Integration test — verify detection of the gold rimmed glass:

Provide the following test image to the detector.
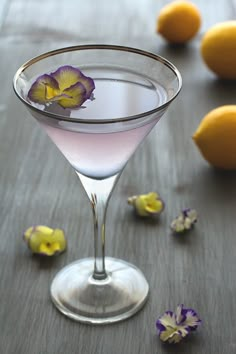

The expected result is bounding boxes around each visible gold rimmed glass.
[13,45,182,324]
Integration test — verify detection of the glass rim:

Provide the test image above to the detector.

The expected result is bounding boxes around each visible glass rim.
[13,44,182,124]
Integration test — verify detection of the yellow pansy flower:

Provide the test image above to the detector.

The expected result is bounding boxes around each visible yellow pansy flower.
[128,192,164,217]
[24,225,66,256]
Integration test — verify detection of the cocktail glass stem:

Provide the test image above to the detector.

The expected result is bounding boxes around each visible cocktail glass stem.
[77,172,119,280]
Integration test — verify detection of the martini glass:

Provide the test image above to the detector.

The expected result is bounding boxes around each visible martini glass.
[13,45,182,324]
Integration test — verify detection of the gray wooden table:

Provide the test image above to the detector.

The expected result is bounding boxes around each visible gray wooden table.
[1,1,236,353]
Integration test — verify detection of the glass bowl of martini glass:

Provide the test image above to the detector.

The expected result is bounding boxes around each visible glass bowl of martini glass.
[13,45,182,324]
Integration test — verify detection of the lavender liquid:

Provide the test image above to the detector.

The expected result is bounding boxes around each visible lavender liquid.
[37,68,167,179]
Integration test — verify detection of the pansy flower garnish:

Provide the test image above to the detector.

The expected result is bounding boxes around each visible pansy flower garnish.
[24,225,66,256]
[171,208,197,233]
[156,304,201,344]
[28,65,95,109]
[128,192,164,217]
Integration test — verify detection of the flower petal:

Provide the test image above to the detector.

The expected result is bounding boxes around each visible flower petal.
[160,327,179,343]
[38,242,61,256]
[58,82,87,108]
[51,65,95,99]
[167,332,183,344]
[24,226,34,243]
[28,229,53,253]
[157,311,176,329]
[78,75,95,99]
[175,304,186,325]
[184,217,192,230]
[51,229,67,251]
[51,65,83,91]
[184,209,198,224]
[134,195,150,216]
[177,326,190,337]
[24,225,54,245]
[170,217,185,233]
[28,74,60,104]
[182,309,202,330]
[145,199,164,213]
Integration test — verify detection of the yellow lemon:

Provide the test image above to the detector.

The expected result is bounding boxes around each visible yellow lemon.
[201,21,236,79]
[156,0,201,44]
[193,106,236,169]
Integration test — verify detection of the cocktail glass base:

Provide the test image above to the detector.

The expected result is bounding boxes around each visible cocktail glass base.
[50,257,149,324]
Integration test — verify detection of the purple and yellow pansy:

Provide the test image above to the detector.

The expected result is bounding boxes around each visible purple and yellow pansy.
[28,65,95,109]
[156,304,201,343]
[171,208,198,233]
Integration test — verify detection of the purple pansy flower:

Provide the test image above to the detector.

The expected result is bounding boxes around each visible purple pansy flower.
[156,304,201,343]
[28,65,95,109]
[171,208,198,233]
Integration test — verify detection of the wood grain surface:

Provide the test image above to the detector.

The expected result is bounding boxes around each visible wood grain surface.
[0,1,236,353]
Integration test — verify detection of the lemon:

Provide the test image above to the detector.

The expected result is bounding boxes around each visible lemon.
[193,106,236,169]
[156,0,201,44]
[201,21,236,79]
